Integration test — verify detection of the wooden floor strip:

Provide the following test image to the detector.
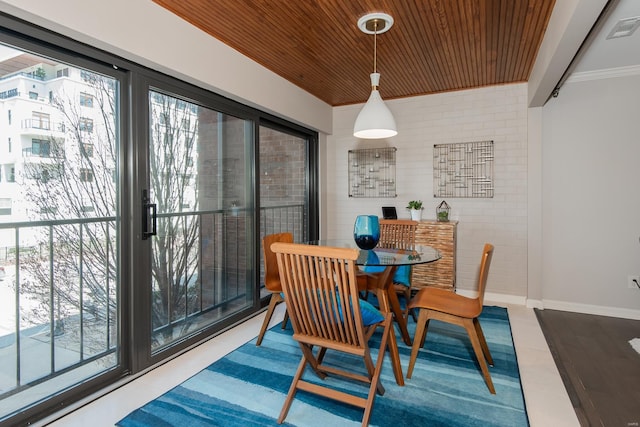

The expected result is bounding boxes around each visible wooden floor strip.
[535,309,640,427]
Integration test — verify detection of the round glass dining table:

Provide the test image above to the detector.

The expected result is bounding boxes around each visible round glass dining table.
[305,240,441,386]
[307,240,440,266]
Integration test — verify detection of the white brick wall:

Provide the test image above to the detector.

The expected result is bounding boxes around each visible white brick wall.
[325,83,528,297]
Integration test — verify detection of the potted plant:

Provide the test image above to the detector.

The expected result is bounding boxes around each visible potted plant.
[406,200,423,221]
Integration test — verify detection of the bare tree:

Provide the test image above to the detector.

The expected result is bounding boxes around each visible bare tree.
[147,92,200,346]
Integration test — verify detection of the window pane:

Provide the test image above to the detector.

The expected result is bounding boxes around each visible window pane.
[0,43,120,419]
[258,126,308,295]
[149,90,254,352]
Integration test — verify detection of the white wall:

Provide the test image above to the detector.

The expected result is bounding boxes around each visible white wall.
[0,0,333,134]
[540,73,640,317]
[326,84,529,300]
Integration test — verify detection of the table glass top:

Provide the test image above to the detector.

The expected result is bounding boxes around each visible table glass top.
[307,240,441,267]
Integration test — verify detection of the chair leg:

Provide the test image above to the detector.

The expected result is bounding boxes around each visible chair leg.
[473,317,494,366]
[281,309,289,330]
[408,287,417,322]
[362,315,391,426]
[393,285,412,322]
[256,293,283,346]
[278,355,307,424]
[402,286,411,320]
[406,309,430,379]
[463,318,495,394]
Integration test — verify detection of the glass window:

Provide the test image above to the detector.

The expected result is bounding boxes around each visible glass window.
[31,112,50,130]
[258,126,309,293]
[0,198,10,215]
[82,143,94,157]
[79,117,94,132]
[31,138,50,157]
[0,42,121,422]
[80,92,93,107]
[79,167,94,182]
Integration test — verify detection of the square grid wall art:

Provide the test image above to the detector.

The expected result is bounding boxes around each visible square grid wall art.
[433,141,494,198]
[348,147,396,198]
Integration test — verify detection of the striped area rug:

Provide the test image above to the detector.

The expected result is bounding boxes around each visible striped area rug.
[117,306,528,426]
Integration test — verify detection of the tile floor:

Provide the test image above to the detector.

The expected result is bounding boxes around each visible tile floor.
[40,301,579,427]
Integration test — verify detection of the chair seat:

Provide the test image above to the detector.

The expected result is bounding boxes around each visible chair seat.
[409,287,482,319]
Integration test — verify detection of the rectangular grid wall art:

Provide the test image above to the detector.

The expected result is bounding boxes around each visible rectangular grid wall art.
[433,141,494,198]
[348,147,396,198]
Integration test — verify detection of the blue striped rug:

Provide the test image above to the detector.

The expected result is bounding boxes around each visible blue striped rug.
[117,306,528,426]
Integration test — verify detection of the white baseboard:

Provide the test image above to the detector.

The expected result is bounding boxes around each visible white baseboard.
[525,299,544,310]
[537,299,640,320]
[455,290,640,320]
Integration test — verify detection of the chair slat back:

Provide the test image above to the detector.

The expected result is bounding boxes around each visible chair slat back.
[379,219,418,250]
[271,242,367,350]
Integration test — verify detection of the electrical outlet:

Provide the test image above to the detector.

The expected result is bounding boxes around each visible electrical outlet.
[628,275,640,289]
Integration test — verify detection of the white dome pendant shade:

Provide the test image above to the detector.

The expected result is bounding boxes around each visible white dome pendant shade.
[353,72,397,139]
[353,12,397,139]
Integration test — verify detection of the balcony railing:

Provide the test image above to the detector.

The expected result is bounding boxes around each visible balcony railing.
[0,203,304,404]
[0,71,46,82]
[21,147,65,159]
[21,119,66,133]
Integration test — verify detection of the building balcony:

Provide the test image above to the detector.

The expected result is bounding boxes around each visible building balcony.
[21,147,65,161]
[20,119,66,137]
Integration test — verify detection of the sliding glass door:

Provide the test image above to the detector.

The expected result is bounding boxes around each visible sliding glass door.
[143,88,255,356]
[0,42,124,420]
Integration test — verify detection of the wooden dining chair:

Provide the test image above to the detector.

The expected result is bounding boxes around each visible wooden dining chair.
[406,243,496,393]
[379,219,419,320]
[255,232,293,346]
[272,242,392,427]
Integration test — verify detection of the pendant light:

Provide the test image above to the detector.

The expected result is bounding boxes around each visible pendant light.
[353,13,397,139]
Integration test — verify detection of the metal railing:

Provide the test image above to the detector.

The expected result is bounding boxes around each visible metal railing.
[0,203,305,401]
[21,119,66,133]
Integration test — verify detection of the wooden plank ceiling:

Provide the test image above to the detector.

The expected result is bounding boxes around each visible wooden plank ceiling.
[152,0,556,106]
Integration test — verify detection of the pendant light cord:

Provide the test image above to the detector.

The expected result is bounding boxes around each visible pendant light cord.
[374,21,377,73]
[373,20,378,85]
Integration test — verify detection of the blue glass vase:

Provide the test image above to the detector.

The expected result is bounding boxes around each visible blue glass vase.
[353,215,380,250]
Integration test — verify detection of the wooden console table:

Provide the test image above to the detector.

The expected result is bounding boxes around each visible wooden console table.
[411,220,457,290]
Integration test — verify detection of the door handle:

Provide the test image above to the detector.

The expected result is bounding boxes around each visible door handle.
[142,189,157,240]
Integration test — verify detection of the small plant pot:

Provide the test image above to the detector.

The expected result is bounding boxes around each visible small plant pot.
[410,209,422,221]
